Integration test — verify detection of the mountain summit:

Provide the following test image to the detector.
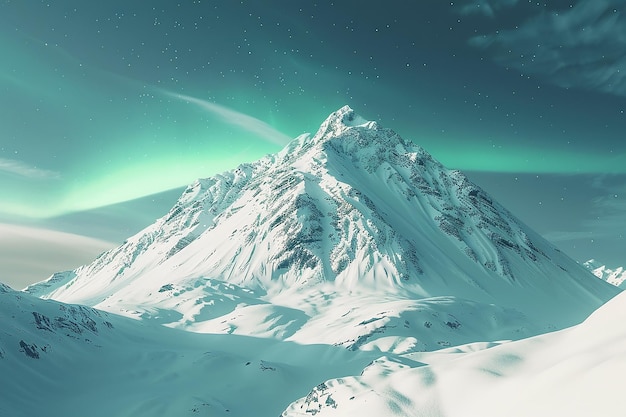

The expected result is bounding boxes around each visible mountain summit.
[29,106,617,343]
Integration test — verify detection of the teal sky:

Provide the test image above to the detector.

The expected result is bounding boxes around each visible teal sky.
[1,0,626,286]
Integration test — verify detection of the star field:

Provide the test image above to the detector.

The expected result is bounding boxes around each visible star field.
[1,0,626,284]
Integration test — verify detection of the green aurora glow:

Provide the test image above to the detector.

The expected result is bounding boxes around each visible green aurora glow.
[1,1,625,272]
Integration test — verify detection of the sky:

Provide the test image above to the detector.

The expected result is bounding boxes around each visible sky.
[1,0,625,289]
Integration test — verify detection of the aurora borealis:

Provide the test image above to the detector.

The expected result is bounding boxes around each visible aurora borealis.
[1,0,626,287]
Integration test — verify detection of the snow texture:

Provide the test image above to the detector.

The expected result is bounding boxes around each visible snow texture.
[282,289,626,417]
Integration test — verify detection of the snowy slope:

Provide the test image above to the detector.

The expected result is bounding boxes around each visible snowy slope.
[0,283,381,417]
[27,106,617,346]
[7,276,624,417]
[282,287,626,417]
[584,259,626,288]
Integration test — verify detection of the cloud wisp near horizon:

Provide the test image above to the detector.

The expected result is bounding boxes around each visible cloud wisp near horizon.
[0,223,116,290]
[0,158,61,180]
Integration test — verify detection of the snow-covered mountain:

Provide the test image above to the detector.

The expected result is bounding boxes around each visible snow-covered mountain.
[27,106,616,348]
[584,259,626,288]
[11,105,623,416]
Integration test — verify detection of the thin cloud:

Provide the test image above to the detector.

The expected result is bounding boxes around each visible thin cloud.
[0,158,60,180]
[0,223,115,289]
[468,0,626,97]
[543,176,626,249]
[457,0,520,17]
[162,90,292,146]
[550,175,626,245]
[543,230,605,243]
[585,179,626,231]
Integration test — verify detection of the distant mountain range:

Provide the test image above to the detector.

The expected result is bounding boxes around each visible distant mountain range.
[584,259,626,288]
[3,106,620,416]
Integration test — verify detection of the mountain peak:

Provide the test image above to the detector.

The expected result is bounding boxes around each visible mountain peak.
[311,105,380,143]
[328,105,369,127]
[31,106,618,333]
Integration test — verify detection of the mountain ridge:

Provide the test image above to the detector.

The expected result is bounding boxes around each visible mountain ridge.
[27,106,617,339]
[11,105,623,416]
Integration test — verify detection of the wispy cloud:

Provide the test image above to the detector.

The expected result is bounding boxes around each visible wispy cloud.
[0,158,60,180]
[161,90,292,146]
[467,0,626,97]
[543,230,605,243]
[541,175,626,263]
[584,176,626,233]
[457,0,520,17]
[0,223,115,289]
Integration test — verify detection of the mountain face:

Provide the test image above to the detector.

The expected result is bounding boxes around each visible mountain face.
[584,259,626,288]
[13,106,622,416]
[28,106,617,346]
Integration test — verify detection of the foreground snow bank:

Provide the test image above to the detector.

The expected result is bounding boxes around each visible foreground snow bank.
[283,290,626,417]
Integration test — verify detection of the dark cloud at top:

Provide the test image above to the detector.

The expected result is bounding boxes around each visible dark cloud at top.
[468,0,626,98]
